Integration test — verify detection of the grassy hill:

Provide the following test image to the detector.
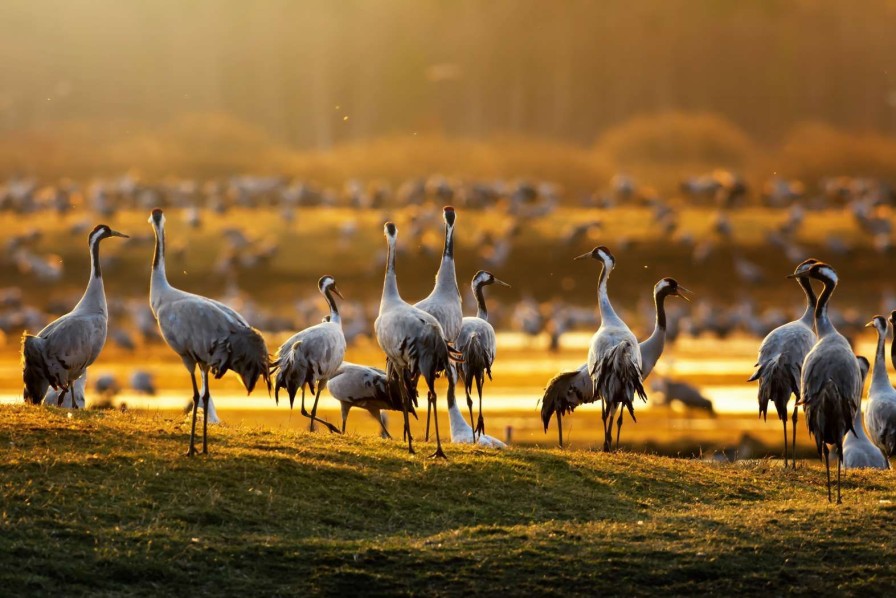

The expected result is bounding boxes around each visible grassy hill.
[1,406,895,595]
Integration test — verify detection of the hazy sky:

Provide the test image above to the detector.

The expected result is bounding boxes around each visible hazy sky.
[2,0,896,148]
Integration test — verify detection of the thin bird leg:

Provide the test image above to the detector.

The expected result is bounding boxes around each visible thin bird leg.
[200,368,210,455]
[425,395,432,442]
[601,400,610,452]
[375,410,392,440]
[475,375,485,440]
[615,410,624,451]
[56,386,69,408]
[556,410,564,448]
[187,368,200,457]
[299,384,314,432]
[465,385,475,437]
[428,387,447,459]
[603,405,615,453]
[782,417,788,469]
[305,381,341,434]
[836,442,843,505]
[823,444,832,503]
[396,368,415,454]
[791,403,799,470]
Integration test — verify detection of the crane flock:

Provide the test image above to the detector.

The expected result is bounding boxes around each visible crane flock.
[17,206,896,503]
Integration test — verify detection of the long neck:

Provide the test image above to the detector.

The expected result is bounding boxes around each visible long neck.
[853,402,867,438]
[597,261,620,322]
[151,222,170,292]
[434,225,459,294]
[872,328,890,390]
[890,327,896,376]
[381,238,401,307]
[474,282,489,321]
[814,278,835,337]
[639,289,667,379]
[797,278,817,326]
[75,236,106,313]
[324,288,342,325]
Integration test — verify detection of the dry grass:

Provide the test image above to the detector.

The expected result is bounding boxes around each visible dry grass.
[1,406,895,595]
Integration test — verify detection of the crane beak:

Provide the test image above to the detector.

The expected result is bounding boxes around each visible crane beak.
[493,278,511,287]
[865,320,876,328]
[573,251,592,261]
[109,230,129,238]
[331,285,345,300]
[675,286,694,302]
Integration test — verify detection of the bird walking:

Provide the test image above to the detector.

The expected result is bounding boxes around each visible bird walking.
[748,258,819,468]
[791,261,861,503]
[374,222,453,458]
[272,276,346,433]
[455,270,510,440]
[862,315,896,464]
[22,225,128,407]
[842,355,888,469]
[540,276,689,447]
[148,208,270,456]
[326,362,413,437]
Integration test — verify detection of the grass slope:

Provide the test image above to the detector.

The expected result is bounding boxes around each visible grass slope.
[1,406,895,595]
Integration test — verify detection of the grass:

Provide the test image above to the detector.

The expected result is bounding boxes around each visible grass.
[2,407,896,595]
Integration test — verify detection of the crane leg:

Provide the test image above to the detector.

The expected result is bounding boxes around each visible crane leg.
[791,403,799,470]
[557,411,564,448]
[823,444,832,503]
[373,409,392,439]
[305,381,340,434]
[836,442,843,505]
[397,369,415,455]
[425,398,432,442]
[465,387,475,438]
[475,375,485,441]
[187,369,200,457]
[428,387,447,460]
[782,417,788,469]
[57,386,68,408]
[615,411,624,451]
[601,401,610,452]
[200,368,210,455]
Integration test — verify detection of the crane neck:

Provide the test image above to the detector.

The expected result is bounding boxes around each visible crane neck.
[638,288,669,380]
[433,226,459,296]
[75,233,107,314]
[872,327,890,390]
[814,277,836,338]
[890,326,896,376]
[381,237,401,307]
[324,287,342,326]
[597,261,620,322]
[797,277,817,326]
[474,281,489,321]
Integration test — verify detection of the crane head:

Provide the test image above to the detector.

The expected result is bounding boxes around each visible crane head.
[573,246,615,270]
[866,315,888,335]
[90,224,129,245]
[443,205,456,227]
[656,277,692,302]
[318,275,344,300]
[149,208,165,226]
[384,222,397,238]
[472,270,511,291]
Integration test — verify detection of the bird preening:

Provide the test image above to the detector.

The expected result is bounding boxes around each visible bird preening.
[16,207,894,504]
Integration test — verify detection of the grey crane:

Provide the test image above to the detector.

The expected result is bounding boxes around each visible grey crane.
[148,208,270,456]
[22,224,128,407]
[842,355,888,469]
[651,377,715,415]
[272,276,346,433]
[791,262,861,503]
[748,258,819,468]
[414,206,463,441]
[540,276,689,447]
[326,362,414,438]
[374,222,453,458]
[579,246,647,452]
[863,315,896,464]
[455,270,510,440]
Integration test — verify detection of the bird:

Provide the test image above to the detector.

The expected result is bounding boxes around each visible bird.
[272,276,346,433]
[791,261,861,503]
[148,208,270,456]
[455,270,510,440]
[325,362,414,438]
[862,315,896,464]
[413,206,463,442]
[374,222,454,458]
[748,258,819,468]
[129,369,157,395]
[540,276,689,447]
[22,224,129,408]
[578,246,647,452]
[651,377,715,415]
[842,355,888,469]
[43,372,86,409]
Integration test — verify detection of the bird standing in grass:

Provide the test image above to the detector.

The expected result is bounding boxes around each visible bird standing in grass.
[148,208,270,456]
[791,261,861,503]
[455,270,510,440]
[749,258,819,468]
[22,225,128,408]
[326,362,411,438]
[862,315,896,465]
[272,276,346,433]
[375,222,453,457]
[842,355,888,469]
